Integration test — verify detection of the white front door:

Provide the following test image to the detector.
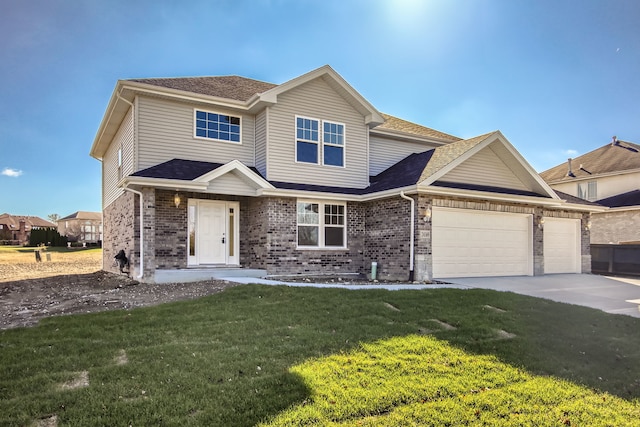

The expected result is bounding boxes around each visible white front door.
[189,200,239,266]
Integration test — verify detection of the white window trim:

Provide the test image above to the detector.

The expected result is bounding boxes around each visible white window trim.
[296,199,348,250]
[322,120,346,168]
[294,116,346,168]
[295,115,320,165]
[577,180,598,202]
[193,108,243,145]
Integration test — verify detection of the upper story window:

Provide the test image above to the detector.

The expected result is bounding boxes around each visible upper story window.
[295,116,345,167]
[577,181,597,201]
[195,110,241,143]
[323,121,344,167]
[117,147,122,180]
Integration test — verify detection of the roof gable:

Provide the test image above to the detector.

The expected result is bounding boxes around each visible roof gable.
[252,65,385,126]
[125,159,273,194]
[540,139,640,183]
[418,131,558,199]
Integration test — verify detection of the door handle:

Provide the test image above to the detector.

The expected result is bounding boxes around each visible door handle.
[221,237,225,244]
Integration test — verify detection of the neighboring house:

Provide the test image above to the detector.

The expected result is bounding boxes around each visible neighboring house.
[0,213,57,245]
[540,137,640,244]
[57,211,103,244]
[90,65,601,283]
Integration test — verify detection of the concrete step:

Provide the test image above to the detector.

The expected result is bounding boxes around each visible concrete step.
[154,268,267,284]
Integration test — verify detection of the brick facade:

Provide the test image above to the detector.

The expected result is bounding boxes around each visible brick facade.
[105,189,593,283]
[590,210,640,245]
[102,190,137,275]
[244,197,365,276]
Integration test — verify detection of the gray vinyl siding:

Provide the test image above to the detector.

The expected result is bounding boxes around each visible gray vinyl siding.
[441,145,529,191]
[266,77,369,188]
[136,96,255,171]
[369,135,439,176]
[103,106,134,208]
[255,109,267,178]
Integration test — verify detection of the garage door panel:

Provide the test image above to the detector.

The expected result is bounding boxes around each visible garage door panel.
[544,218,580,274]
[433,208,532,278]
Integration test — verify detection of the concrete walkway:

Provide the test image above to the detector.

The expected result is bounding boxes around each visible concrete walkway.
[219,274,640,318]
[447,274,640,318]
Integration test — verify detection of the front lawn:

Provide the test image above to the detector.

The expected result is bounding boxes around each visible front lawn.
[1,284,639,426]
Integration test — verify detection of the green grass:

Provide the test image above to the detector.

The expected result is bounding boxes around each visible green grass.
[1,285,639,426]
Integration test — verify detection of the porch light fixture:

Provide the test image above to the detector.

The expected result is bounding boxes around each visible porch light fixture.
[174,191,181,208]
[422,207,432,222]
[537,217,545,229]
[584,220,592,231]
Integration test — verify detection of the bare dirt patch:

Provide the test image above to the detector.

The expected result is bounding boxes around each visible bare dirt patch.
[0,249,237,330]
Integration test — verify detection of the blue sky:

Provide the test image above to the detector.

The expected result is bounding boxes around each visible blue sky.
[1,0,639,219]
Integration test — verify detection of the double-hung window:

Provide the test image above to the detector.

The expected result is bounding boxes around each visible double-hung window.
[296,117,319,164]
[195,110,241,143]
[296,116,345,166]
[297,201,346,248]
[323,121,344,167]
[577,181,597,201]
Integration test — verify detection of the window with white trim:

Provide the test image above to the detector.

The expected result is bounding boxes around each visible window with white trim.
[195,110,241,143]
[297,201,346,248]
[296,116,345,166]
[577,181,597,201]
[323,121,344,167]
[296,117,319,163]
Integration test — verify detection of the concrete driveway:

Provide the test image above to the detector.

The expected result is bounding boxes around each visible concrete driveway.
[448,274,640,318]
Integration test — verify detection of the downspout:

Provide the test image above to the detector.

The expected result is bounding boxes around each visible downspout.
[399,191,415,282]
[123,188,144,280]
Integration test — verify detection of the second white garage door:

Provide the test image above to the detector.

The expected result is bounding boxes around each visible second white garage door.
[543,218,581,274]
[432,207,532,278]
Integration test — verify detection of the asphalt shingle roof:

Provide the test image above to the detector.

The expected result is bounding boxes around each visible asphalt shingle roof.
[597,189,640,208]
[540,140,640,182]
[128,76,278,102]
[376,114,461,142]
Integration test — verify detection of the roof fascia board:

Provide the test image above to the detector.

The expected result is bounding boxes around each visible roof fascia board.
[546,167,640,184]
[121,177,208,191]
[90,82,128,159]
[195,160,275,189]
[369,127,450,145]
[258,184,419,202]
[600,205,640,213]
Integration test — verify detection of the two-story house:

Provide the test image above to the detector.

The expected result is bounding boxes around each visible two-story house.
[57,211,103,245]
[90,65,601,284]
[540,137,640,244]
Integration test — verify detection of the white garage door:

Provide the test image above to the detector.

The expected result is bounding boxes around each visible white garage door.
[544,218,580,274]
[432,207,532,278]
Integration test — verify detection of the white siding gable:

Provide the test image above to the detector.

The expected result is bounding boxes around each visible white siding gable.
[206,171,261,196]
[440,145,529,191]
[266,77,369,188]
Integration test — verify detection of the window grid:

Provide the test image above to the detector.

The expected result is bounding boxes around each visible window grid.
[195,110,241,143]
[297,201,346,248]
